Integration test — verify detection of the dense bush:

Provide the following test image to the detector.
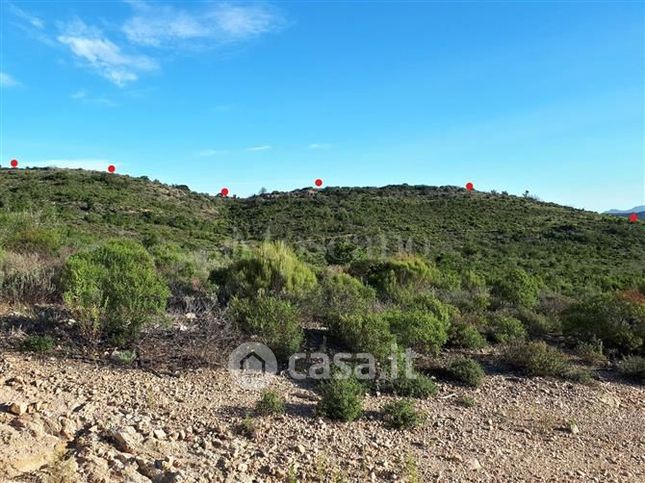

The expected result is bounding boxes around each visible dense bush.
[398,293,458,325]
[386,370,438,399]
[445,357,485,387]
[383,309,449,354]
[489,314,527,343]
[330,312,396,361]
[255,390,286,415]
[316,374,364,422]
[148,242,209,293]
[563,294,645,354]
[503,341,569,377]
[211,241,317,299]
[325,239,366,265]
[617,356,645,383]
[449,320,487,349]
[382,399,425,429]
[4,226,62,256]
[492,268,539,308]
[62,239,169,343]
[357,254,442,301]
[20,334,56,353]
[230,295,303,361]
[315,272,376,323]
[382,353,438,398]
[514,308,556,338]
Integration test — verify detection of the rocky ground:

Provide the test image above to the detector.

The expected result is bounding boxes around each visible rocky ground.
[1,348,644,483]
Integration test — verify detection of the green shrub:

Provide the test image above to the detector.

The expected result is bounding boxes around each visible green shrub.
[503,341,569,377]
[449,321,487,349]
[446,357,485,387]
[489,315,527,343]
[386,371,437,399]
[574,340,607,365]
[382,353,438,398]
[148,243,208,293]
[20,334,55,353]
[316,272,376,323]
[617,356,645,383]
[398,293,458,326]
[461,269,486,291]
[211,241,317,299]
[230,295,303,361]
[255,390,286,415]
[514,308,555,337]
[492,268,539,308]
[563,294,645,354]
[382,399,425,429]
[62,239,169,343]
[6,227,61,255]
[112,349,137,365]
[325,239,366,265]
[316,374,364,422]
[383,309,449,354]
[563,367,594,384]
[328,312,395,361]
[360,254,441,301]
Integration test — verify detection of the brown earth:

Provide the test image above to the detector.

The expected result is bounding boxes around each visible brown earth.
[1,348,644,483]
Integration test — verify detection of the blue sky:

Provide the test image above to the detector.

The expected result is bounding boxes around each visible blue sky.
[0,1,643,212]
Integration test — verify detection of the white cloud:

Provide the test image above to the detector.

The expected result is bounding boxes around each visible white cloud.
[9,3,45,29]
[123,1,283,48]
[0,72,20,87]
[308,143,332,150]
[246,145,272,152]
[70,89,116,107]
[29,159,115,171]
[58,20,157,87]
[196,148,228,157]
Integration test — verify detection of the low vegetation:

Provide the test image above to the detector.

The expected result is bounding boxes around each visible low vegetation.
[382,399,425,429]
[0,168,644,427]
[316,374,364,422]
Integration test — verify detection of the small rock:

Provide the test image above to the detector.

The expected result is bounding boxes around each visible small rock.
[8,402,28,415]
[153,429,167,440]
[467,458,482,471]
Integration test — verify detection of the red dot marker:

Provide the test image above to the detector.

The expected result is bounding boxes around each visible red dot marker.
[220,187,229,197]
[628,213,638,223]
[465,182,474,191]
[10,159,18,168]
[314,178,323,187]
[107,165,116,173]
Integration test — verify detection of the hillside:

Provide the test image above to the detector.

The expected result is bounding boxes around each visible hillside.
[1,168,645,482]
[1,168,643,294]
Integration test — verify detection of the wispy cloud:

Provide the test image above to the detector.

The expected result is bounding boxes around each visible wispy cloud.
[308,143,332,150]
[246,145,272,152]
[123,1,284,48]
[196,148,228,157]
[0,72,20,87]
[71,89,117,107]
[9,3,45,29]
[58,19,158,87]
[7,3,55,46]
[29,159,115,171]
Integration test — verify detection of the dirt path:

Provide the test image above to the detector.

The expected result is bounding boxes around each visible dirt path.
[1,352,644,482]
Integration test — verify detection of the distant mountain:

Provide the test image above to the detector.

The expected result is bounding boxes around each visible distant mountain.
[605,205,645,220]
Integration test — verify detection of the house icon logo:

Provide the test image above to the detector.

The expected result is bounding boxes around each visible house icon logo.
[228,342,278,390]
